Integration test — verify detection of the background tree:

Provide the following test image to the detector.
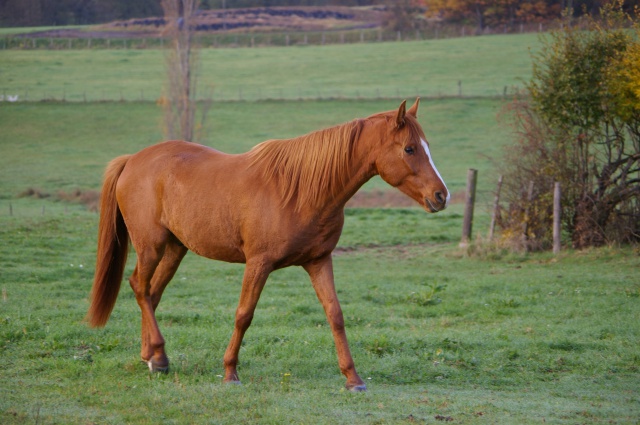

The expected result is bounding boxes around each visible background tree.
[383,0,426,31]
[420,0,635,31]
[498,2,639,250]
[0,0,162,27]
[0,0,381,27]
[161,0,207,143]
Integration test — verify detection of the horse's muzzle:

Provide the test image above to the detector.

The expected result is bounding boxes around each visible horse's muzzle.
[426,191,447,212]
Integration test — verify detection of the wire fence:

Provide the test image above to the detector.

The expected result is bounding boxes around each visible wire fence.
[0,21,544,103]
[1,22,562,51]
[0,83,518,103]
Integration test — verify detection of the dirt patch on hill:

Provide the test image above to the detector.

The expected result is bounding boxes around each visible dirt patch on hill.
[19,186,461,212]
[21,6,388,39]
[346,189,464,208]
[346,189,418,208]
[19,188,100,211]
[108,6,386,34]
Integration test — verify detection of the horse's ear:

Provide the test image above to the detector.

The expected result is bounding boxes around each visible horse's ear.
[396,100,407,128]
[407,97,420,118]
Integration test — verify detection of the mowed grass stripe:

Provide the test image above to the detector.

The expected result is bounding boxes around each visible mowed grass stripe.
[0,33,539,101]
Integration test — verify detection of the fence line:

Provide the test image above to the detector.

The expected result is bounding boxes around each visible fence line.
[0,84,519,104]
[2,201,87,218]
[1,22,566,51]
[457,171,565,253]
[460,168,478,248]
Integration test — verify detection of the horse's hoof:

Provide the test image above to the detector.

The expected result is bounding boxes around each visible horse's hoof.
[347,384,367,392]
[145,359,169,373]
[223,370,241,384]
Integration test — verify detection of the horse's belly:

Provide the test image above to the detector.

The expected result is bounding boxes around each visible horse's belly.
[190,243,246,263]
[163,210,247,263]
[171,223,246,263]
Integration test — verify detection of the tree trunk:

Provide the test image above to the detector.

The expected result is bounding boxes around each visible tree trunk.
[572,194,611,248]
[474,3,484,33]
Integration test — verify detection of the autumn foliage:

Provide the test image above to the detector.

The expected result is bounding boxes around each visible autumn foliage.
[498,2,640,250]
[421,0,636,31]
[424,0,560,29]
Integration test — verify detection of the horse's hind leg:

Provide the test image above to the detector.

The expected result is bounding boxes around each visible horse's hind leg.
[139,240,188,368]
[128,234,178,372]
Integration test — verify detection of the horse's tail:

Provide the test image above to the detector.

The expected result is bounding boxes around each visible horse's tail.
[86,155,131,328]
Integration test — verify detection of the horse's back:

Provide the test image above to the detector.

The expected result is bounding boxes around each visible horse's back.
[124,140,225,170]
[115,141,248,259]
[117,141,232,207]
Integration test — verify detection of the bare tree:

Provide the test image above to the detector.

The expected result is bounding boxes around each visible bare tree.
[161,0,206,142]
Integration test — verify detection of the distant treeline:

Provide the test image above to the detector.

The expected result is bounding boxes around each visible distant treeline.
[1,0,632,29]
[0,0,380,28]
[421,0,636,31]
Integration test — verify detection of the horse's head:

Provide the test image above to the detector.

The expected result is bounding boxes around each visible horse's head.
[373,99,450,213]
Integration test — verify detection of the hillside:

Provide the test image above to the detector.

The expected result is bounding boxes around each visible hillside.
[18,6,388,39]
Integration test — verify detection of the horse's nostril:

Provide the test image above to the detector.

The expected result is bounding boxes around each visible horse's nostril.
[435,191,445,205]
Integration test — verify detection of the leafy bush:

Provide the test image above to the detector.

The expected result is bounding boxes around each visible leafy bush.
[499,2,640,250]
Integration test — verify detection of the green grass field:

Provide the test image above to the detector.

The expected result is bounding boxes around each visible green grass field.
[1,33,539,101]
[1,31,639,424]
[0,98,509,199]
[0,25,90,36]
[0,205,638,424]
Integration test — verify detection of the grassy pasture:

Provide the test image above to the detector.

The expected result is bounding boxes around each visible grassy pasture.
[1,31,639,424]
[0,102,638,422]
[0,98,509,199]
[0,205,638,424]
[0,25,90,36]
[0,33,539,101]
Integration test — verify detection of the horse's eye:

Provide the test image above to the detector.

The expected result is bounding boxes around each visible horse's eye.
[404,146,415,155]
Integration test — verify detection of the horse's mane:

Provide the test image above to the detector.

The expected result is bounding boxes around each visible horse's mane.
[248,119,364,211]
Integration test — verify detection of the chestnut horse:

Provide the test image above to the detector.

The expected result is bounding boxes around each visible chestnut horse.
[87,99,449,391]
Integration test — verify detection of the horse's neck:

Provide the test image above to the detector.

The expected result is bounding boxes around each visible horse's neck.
[322,123,380,212]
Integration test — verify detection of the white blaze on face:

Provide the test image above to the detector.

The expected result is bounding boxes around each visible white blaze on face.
[421,139,450,207]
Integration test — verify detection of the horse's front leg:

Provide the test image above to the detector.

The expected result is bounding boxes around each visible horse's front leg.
[303,255,366,392]
[223,258,272,384]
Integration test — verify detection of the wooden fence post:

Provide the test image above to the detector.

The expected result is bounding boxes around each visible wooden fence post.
[553,182,561,254]
[522,180,535,248]
[488,175,503,241]
[460,168,478,247]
